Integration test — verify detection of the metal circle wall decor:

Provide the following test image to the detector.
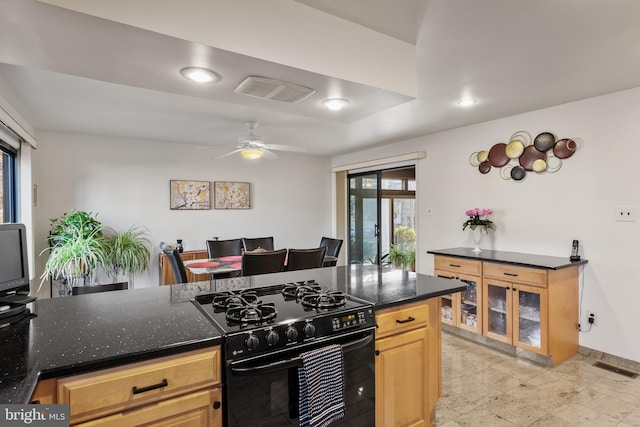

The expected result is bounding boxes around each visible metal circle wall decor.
[469,130,583,181]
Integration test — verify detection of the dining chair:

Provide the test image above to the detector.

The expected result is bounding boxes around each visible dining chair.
[319,237,343,266]
[206,238,243,258]
[163,247,189,284]
[206,238,243,279]
[241,249,287,277]
[286,247,327,271]
[242,236,275,252]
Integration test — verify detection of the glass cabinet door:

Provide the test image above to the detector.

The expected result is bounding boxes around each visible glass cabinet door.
[483,279,511,343]
[435,270,458,326]
[458,274,480,332]
[440,294,454,324]
[514,284,548,353]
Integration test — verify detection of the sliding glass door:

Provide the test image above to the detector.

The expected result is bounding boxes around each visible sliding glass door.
[348,172,381,265]
[348,167,416,267]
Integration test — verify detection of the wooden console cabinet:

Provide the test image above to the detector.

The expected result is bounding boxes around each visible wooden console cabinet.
[434,256,482,335]
[159,250,210,285]
[375,298,440,427]
[31,347,222,427]
[433,252,580,365]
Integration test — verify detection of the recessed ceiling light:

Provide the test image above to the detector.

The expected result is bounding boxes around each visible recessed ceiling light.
[456,98,477,107]
[322,98,350,111]
[180,67,220,83]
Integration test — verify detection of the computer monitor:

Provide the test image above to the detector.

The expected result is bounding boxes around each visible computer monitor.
[0,223,32,302]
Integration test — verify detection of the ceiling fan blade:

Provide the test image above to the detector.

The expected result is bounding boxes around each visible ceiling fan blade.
[261,148,278,159]
[264,143,306,153]
[215,148,243,160]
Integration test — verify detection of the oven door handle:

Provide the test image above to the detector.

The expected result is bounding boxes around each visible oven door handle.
[230,331,374,376]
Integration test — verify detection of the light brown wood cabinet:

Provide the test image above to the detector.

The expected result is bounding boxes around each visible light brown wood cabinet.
[482,262,578,364]
[375,299,440,427]
[159,250,210,285]
[434,254,579,365]
[30,378,57,404]
[434,256,482,334]
[31,346,222,427]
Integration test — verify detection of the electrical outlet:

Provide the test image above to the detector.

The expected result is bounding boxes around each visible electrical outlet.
[587,310,597,326]
[426,208,433,217]
[615,205,636,222]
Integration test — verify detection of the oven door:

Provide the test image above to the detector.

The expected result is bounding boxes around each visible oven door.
[224,327,376,427]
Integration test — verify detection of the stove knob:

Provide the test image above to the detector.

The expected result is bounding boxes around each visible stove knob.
[245,333,260,351]
[265,329,280,347]
[304,321,316,338]
[285,325,299,342]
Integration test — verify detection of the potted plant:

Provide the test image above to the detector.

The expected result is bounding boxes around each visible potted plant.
[387,244,416,271]
[105,225,151,288]
[462,208,495,252]
[387,226,416,271]
[41,210,109,294]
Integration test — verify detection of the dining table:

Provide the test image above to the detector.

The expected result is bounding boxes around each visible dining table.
[183,256,243,275]
[183,255,339,275]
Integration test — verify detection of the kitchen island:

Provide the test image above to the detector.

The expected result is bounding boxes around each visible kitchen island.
[0,265,466,425]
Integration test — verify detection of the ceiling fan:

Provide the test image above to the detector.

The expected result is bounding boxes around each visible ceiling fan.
[216,121,305,160]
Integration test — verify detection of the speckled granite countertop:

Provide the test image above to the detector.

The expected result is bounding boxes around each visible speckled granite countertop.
[0,265,466,404]
[427,247,588,269]
[0,285,223,404]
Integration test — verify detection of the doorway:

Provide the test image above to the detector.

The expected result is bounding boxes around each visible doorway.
[348,166,416,266]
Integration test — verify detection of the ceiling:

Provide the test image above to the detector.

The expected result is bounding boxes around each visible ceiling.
[1,0,640,158]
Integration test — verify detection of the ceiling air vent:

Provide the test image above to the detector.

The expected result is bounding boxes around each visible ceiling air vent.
[234,76,316,103]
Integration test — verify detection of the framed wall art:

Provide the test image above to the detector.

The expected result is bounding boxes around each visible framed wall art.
[170,180,211,210]
[214,181,250,209]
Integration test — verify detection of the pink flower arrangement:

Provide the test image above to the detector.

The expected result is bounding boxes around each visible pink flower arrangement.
[462,208,495,232]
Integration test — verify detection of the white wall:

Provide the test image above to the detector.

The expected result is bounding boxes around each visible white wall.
[33,131,333,291]
[333,87,640,363]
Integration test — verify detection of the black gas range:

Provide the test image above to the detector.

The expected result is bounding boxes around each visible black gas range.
[192,280,376,427]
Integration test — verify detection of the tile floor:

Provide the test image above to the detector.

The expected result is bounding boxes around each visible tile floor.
[436,333,640,426]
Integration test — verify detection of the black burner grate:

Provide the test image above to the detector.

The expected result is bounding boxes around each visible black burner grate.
[282,281,322,299]
[301,291,346,309]
[226,302,277,324]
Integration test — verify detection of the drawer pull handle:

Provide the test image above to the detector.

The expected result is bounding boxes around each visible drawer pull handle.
[132,378,168,395]
[396,316,416,324]
[375,350,381,356]
[503,272,518,277]
[213,401,222,410]
[449,264,461,268]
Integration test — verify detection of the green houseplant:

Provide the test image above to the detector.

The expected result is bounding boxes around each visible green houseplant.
[387,226,416,271]
[41,211,151,294]
[387,244,416,271]
[105,225,151,288]
[41,210,109,294]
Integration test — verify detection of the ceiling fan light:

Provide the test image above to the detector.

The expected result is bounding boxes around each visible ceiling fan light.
[456,98,477,107]
[180,67,220,83]
[322,98,350,111]
[241,148,263,160]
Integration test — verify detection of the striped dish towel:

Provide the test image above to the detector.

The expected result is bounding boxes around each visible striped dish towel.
[298,344,346,427]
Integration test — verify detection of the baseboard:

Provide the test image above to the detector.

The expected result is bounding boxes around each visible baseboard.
[579,345,640,374]
[442,324,553,367]
[442,324,640,372]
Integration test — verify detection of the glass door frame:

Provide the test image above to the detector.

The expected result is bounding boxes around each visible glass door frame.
[348,171,382,265]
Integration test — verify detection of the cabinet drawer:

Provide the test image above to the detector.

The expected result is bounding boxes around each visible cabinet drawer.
[376,301,429,338]
[483,262,547,288]
[434,256,482,276]
[58,347,220,422]
[75,387,220,427]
